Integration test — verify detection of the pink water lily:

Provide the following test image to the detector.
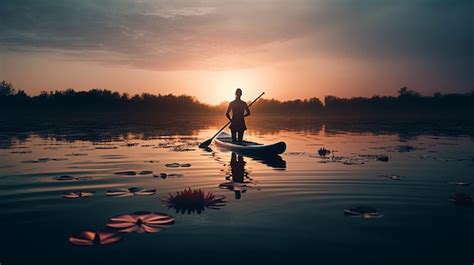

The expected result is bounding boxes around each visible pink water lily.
[106,211,175,233]
[163,188,226,214]
[63,191,95,198]
[69,231,123,246]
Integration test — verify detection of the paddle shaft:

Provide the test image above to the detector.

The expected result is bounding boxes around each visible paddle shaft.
[202,92,265,146]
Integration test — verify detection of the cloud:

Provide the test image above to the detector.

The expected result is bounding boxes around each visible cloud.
[0,0,472,85]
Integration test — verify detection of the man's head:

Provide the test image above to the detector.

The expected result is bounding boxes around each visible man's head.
[235,88,242,98]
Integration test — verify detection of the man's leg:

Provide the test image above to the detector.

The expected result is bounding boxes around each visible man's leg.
[231,130,237,142]
[237,130,244,142]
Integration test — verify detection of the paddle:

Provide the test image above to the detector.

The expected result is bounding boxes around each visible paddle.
[199,92,265,148]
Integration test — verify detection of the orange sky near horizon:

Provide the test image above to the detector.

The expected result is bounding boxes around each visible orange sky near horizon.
[0,1,472,104]
[2,50,467,105]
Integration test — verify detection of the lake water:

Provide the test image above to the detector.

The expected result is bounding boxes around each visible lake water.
[1,118,473,265]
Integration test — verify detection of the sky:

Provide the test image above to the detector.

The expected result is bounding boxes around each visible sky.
[0,0,472,104]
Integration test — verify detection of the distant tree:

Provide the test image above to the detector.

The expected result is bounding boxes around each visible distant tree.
[398,87,420,98]
[0,80,15,96]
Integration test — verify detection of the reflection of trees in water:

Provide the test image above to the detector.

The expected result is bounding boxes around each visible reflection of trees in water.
[323,119,474,141]
[1,116,473,147]
[0,117,209,144]
[219,152,255,200]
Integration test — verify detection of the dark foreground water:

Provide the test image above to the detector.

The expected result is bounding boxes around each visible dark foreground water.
[1,117,473,265]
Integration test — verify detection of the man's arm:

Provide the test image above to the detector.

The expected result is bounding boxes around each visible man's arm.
[226,102,232,121]
[244,102,251,117]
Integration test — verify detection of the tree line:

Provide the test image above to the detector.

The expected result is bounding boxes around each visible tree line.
[1,81,473,118]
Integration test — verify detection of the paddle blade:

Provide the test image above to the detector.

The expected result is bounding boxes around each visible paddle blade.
[198,138,213,148]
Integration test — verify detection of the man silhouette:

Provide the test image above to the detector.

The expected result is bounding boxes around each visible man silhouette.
[226,88,251,142]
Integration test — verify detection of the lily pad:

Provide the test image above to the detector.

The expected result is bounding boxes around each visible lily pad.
[114,171,137,176]
[63,191,95,198]
[165,163,180,168]
[448,182,471,186]
[344,206,384,218]
[52,175,78,181]
[377,175,404,180]
[106,211,174,233]
[165,163,192,168]
[65,153,88,157]
[154,173,183,179]
[69,231,124,246]
[107,187,156,197]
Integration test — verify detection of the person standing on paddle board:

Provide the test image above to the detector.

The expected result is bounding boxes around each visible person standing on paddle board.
[226,88,251,142]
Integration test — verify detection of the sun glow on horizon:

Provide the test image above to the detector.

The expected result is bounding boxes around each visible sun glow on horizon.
[194,69,266,105]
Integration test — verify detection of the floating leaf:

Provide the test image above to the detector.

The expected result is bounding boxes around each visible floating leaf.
[154,173,168,179]
[69,231,124,246]
[165,163,191,168]
[65,153,88,156]
[377,175,404,180]
[154,173,184,179]
[63,191,95,198]
[165,163,180,168]
[114,171,137,176]
[107,187,156,197]
[448,182,471,186]
[106,211,174,233]
[138,170,153,175]
[52,175,78,181]
[344,206,384,218]
[95,146,118,150]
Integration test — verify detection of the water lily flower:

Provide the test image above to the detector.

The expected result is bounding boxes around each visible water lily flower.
[163,188,226,214]
[106,211,175,233]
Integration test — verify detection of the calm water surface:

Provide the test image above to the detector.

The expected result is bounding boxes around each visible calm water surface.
[1,119,473,265]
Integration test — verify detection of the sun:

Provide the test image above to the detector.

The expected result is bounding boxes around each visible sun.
[198,69,263,104]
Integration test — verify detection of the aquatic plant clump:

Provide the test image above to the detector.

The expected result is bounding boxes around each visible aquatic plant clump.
[163,188,226,214]
[69,231,124,246]
[106,211,175,233]
[317,148,331,157]
[344,206,384,219]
